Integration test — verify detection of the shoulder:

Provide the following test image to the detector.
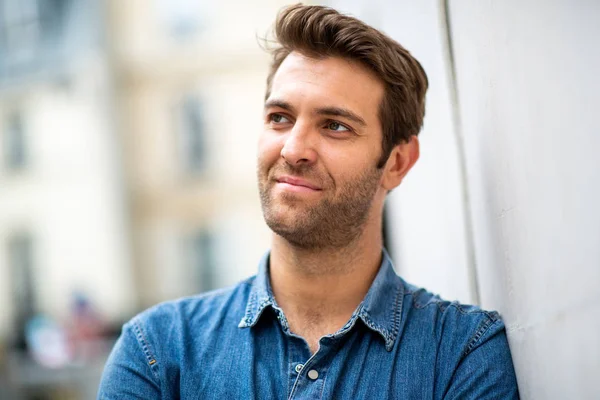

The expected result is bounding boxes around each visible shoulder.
[126,276,256,346]
[401,281,506,357]
[399,282,517,396]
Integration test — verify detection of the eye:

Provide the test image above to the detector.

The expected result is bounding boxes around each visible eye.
[326,121,350,132]
[268,113,291,124]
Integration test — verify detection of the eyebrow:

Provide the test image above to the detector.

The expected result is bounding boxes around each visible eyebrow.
[264,99,367,127]
[264,99,296,113]
[315,106,366,127]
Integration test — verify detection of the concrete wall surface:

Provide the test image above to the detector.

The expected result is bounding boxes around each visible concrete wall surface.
[448,1,600,398]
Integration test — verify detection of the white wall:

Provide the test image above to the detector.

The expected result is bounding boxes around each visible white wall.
[448,1,600,398]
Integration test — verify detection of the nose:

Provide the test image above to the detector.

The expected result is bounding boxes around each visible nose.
[280,122,317,166]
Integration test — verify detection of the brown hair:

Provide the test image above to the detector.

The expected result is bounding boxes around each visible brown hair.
[264,4,428,168]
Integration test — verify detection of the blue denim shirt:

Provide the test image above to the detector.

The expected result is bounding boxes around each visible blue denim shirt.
[98,250,519,399]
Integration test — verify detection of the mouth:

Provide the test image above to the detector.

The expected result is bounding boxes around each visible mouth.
[275,175,322,192]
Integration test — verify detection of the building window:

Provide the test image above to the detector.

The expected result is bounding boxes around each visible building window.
[7,233,36,348]
[185,230,216,293]
[0,0,40,60]
[154,0,205,39]
[3,111,27,171]
[37,0,70,40]
[0,0,69,61]
[177,95,206,174]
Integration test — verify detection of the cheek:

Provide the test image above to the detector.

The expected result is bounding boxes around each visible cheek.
[320,146,374,176]
[257,133,283,172]
[320,147,381,193]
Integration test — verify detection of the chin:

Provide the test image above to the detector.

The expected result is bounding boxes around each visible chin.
[268,225,319,249]
[264,209,301,232]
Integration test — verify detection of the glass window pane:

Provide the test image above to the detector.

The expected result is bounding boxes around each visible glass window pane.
[4,111,27,170]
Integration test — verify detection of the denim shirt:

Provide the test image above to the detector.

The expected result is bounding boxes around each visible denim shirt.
[98,250,519,399]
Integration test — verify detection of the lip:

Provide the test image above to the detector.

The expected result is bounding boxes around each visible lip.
[275,176,322,191]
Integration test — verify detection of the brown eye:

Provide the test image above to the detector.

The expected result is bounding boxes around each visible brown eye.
[327,121,349,132]
[270,114,289,123]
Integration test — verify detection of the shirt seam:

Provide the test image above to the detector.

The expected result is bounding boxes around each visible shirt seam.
[413,295,499,319]
[319,367,328,399]
[389,280,403,348]
[463,316,499,357]
[131,318,161,382]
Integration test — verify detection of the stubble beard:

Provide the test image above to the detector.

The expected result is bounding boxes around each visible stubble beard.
[258,163,383,250]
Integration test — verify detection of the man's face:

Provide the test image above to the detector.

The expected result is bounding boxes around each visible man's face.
[257,52,386,249]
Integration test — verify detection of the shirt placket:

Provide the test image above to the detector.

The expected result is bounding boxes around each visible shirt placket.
[287,335,341,400]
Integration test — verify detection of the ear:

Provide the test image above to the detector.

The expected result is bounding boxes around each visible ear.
[381,135,420,191]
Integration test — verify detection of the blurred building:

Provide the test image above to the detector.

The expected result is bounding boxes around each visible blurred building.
[0,0,135,347]
[0,0,293,349]
[105,0,287,309]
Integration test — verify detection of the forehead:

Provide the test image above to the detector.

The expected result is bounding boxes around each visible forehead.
[268,52,384,124]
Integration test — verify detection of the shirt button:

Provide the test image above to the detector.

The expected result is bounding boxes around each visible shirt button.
[308,369,319,380]
[295,364,303,373]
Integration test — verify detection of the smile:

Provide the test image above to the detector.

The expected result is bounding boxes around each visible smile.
[275,176,322,192]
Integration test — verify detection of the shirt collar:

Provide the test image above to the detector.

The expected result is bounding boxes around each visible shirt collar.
[238,251,275,329]
[238,249,405,352]
[356,249,405,351]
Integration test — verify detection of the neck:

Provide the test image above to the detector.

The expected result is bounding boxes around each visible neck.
[269,216,384,327]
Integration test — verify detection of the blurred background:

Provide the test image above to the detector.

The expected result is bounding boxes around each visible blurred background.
[0,0,598,399]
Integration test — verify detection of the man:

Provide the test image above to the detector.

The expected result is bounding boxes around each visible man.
[98,5,519,399]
